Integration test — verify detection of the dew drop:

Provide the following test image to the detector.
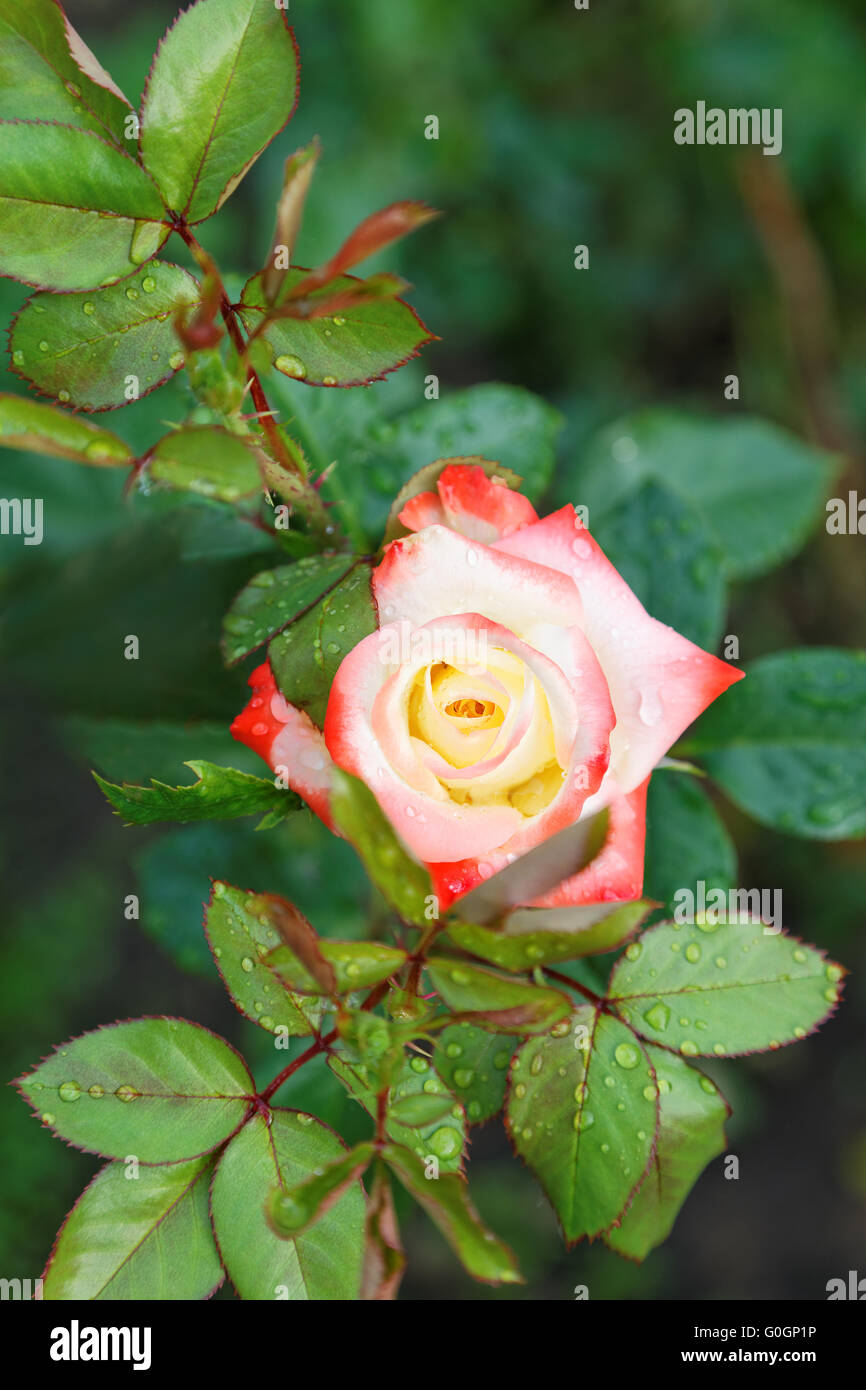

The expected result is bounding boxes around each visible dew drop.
[453,1068,474,1089]
[680,1040,698,1056]
[614,1042,640,1069]
[685,943,702,964]
[429,1126,461,1159]
[169,351,184,370]
[241,956,255,973]
[12,349,24,365]
[58,1081,81,1103]
[142,276,157,294]
[643,1002,670,1032]
[624,941,642,962]
[275,353,307,379]
[115,1084,138,1102]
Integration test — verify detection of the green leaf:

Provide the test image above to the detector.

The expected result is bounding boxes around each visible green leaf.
[222,554,359,666]
[572,411,837,581]
[382,1143,522,1285]
[644,772,736,924]
[269,564,377,728]
[330,770,433,926]
[240,268,432,387]
[679,649,866,840]
[0,393,131,464]
[330,1053,467,1175]
[140,0,299,224]
[147,426,264,502]
[96,760,301,828]
[15,1018,254,1161]
[42,1157,222,1300]
[506,1006,658,1242]
[0,121,167,291]
[590,480,727,649]
[389,1091,456,1126]
[266,939,408,996]
[447,902,651,969]
[211,1109,364,1300]
[608,918,845,1056]
[266,1142,375,1237]
[433,1023,515,1125]
[0,0,133,145]
[204,883,322,1038]
[10,264,198,409]
[605,1049,727,1261]
[426,957,572,1034]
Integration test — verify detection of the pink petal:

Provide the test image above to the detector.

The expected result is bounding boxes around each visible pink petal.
[399,463,539,544]
[231,662,334,828]
[495,506,743,797]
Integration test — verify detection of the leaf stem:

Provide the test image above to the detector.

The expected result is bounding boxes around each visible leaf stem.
[542,966,607,1009]
[173,222,335,540]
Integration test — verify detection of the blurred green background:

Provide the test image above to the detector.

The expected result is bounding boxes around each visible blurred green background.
[1,0,865,1300]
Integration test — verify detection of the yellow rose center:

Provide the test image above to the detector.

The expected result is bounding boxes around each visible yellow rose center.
[405,649,565,817]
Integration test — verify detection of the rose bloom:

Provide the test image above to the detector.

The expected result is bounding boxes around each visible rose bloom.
[233,464,742,917]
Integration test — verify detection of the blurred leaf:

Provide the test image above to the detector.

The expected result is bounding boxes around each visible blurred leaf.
[222,553,359,666]
[269,564,376,726]
[605,1049,727,1261]
[42,1157,221,1300]
[61,715,262,784]
[434,1023,515,1125]
[0,121,167,290]
[572,412,837,581]
[382,1143,522,1285]
[211,1109,364,1300]
[148,426,263,502]
[608,918,845,1056]
[0,0,133,144]
[96,759,301,828]
[644,772,737,924]
[133,815,368,976]
[590,480,727,649]
[426,957,571,1034]
[15,1019,254,1162]
[139,0,299,224]
[266,938,408,996]
[267,1142,375,1238]
[0,392,131,464]
[330,770,432,926]
[241,268,432,387]
[383,383,562,508]
[680,649,866,839]
[506,1005,658,1242]
[10,265,198,409]
[204,883,322,1037]
[361,1161,405,1300]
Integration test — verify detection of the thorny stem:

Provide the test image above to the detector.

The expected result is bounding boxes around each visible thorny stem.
[174,222,336,541]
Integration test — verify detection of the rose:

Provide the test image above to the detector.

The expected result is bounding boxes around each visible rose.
[232,462,742,914]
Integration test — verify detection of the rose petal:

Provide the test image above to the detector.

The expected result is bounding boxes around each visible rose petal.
[231,662,335,828]
[495,505,743,797]
[399,463,538,543]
